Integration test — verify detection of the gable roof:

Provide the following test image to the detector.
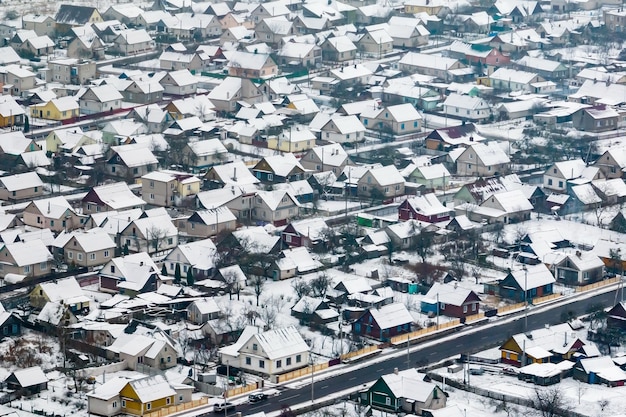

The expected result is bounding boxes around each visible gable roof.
[252,326,309,360]
[9,366,48,388]
[424,282,478,306]
[55,4,98,25]
[367,302,413,329]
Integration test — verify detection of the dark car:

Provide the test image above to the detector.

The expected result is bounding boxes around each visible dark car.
[213,402,236,413]
[248,393,268,403]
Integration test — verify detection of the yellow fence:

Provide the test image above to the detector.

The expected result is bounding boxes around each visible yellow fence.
[465,312,485,323]
[532,293,561,304]
[389,319,461,344]
[145,398,208,417]
[497,302,526,315]
[226,382,259,398]
[576,277,620,292]
[340,345,380,362]
[276,362,329,383]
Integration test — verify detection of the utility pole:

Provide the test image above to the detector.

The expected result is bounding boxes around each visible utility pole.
[436,293,440,329]
[406,332,410,369]
[523,265,528,333]
[310,353,314,402]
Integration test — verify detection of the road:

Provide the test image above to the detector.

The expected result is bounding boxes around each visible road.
[227,288,617,416]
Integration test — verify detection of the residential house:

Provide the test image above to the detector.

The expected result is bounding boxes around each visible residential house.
[291,296,337,325]
[252,153,306,184]
[543,159,600,193]
[485,264,555,303]
[111,29,155,55]
[77,85,124,115]
[406,163,451,190]
[187,298,221,325]
[456,142,510,176]
[106,145,159,179]
[319,115,366,143]
[107,332,178,371]
[82,182,146,214]
[442,93,491,122]
[572,105,619,133]
[20,35,55,56]
[30,97,80,121]
[0,65,37,96]
[141,170,201,207]
[55,5,103,34]
[515,56,568,80]
[0,308,21,340]
[352,303,413,341]
[464,189,533,224]
[159,51,209,72]
[58,229,116,268]
[254,16,294,49]
[250,1,291,23]
[207,76,263,113]
[163,239,217,281]
[421,282,481,318]
[179,207,237,238]
[182,139,230,173]
[98,252,161,294]
[574,356,626,387]
[252,189,300,226]
[67,33,105,59]
[29,276,89,312]
[281,218,328,249]
[277,41,322,68]
[356,28,394,57]
[122,76,164,105]
[22,196,85,232]
[357,165,405,200]
[156,69,198,97]
[360,103,422,135]
[47,58,97,85]
[361,369,446,414]
[4,367,48,396]
[607,302,626,331]
[552,250,604,285]
[272,246,323,280]
[593,147,626,179]
[424,123,483,151]
[224,50,278,80]
[398,52,464,80]
[499,322,585,367]
[0,172,44,202]
[204,160,261,188]
[300,143,352,175]
[320,35,357,62]
[219,326,310,377]
[22,14,56,37]
[119,212,178,254]
[398,194,450,223]
[489,68,546,93]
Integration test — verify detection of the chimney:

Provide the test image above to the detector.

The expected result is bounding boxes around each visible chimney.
[393,367,399,375]
[563,332,568,347]
[576,250,581,258]
[140,261,144,266]
[233,167,237,181]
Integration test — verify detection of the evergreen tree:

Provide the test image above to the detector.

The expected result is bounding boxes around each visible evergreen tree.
[123,243,129,256]
[174,263,181,284]
[186,267,194,285]
[23,116,29,133]
[161,264,167,276]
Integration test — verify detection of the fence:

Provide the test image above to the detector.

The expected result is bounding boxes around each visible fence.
[274,362,329,383]
[496,302,526,315]
[389,319,461,345]
[225,382,259,398]
[144,398,209,417]
[340,345,380,362]
[576,277,620,292]
[532,293,561,304]
[464,312,485,323]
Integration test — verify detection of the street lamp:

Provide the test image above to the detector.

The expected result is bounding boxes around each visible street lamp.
[522,265,528,333]
[309,352,314,403]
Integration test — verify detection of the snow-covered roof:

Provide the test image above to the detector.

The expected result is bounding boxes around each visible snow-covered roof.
[405,194,450,216]
[253,326,310,360]
[2,240,52,267]
[127,375,177,402]
[0,172,43,191]
[86,182,146,210]
[9,366,48,388]
[367,302,414,329]
[381,369,438,402]
[507,263,555,290]
[424,282,477,307]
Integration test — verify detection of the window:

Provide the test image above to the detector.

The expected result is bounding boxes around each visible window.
[150,181,154,188]
[253,343,258,351]
[166,398,171,405]
[122,400,126,408]
[414,121,418,128]
[68,251,73,259]
[113,401,118,408]
[296,354,302,363]
[77,253,83,261]
[440,302,446,310]
[39,262,47,271]
[24,265,30,273]
[467,164,472,169]
[268,173,273,181]
[286,357,292,365]
[104,250,110,258]
[558,181,563,188]
[401,123,405,130]
[385,397,391,406]
[167,238,173,245]
[548,179,553,186]
[259,360,265,368]
[246,357,251,365]
[463,305,468,313]
[277,359,282,368]
[51,220,55,227]
[90,253,96,260]
[146,403,151,411]
[150,193,155,200]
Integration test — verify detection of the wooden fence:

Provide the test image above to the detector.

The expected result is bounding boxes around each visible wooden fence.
[274,362,329,383]
[226,382,259,398]
[496,302,526,315]
[144,398,208,417]
[464,312,485,323]
[576,277,620,292]
[389,319,461,344]
[340,345,380,362]
[532,293,561,304]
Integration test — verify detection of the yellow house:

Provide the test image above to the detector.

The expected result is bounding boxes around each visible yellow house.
[120,375,176,416]
[404,0,445,14]
[45,127,95,154]
[31,97,80,121]
[0,95,25,128]
[267,127,316,153]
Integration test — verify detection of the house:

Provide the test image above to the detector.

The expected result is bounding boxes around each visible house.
[30,97,80,121]
[107,145,159,179]
[456,142,510,176]
[398,52,464,80]
[300,143,352,175]
[0,65,37,96]
[20,35,54,56]
[574,356,626,387]
[163,239,217,281]
[254,17,294,49]
[250,0,291,22]
[471,189,533,224]
[281,218,328,249]
[252,153,306,184]
[82,182,146,214]
[107,332,178,371]
[319,115,366,144]
[55,4,103,34]
[607,302,626,331]
[182,138,230,173]
[77,85,124,115]
[320,35,357,62]
[67,33,105,59]
[5,366,48,396]
[543,159,599,192]
[119,212,178,254]
[98,252,160,295]
[356,28,394,57]
[421,282,481,318]
[593,147,626,179]
[424,123,484,151]
[157,69,198,96]
[277,41,322,68]
[291,296,337,325]
[552,250,604,285]
[515,56,568,80]
[29,276,90,313]
[219,326,310,377]
[360,103,422,136]
[0,172,43,202]
[267,126,317,153]
[204,161,260,188]
[141,170,200,207]
[187,298,220,325]
[23,196,85,232]
[22,14,56,37]
[485,264,555,303]
[499,322,585,367]
[252,189,301,226]
[489,68,546,92]
[58,229,116,268]
[442,93,492,122]
[86,377,132,417]
[358,165,405,200]
[406,163,450,190]
[352,302,413,341]
[207,76,263,113]
[180,207,237,238]
[0,95,25,127]
[361,369,446,414]
[398,194,450,223]
[572,105,619,133]
[111,29,155,55]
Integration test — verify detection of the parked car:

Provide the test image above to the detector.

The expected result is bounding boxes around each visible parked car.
[213,402,236,413]
[248,393,268,403]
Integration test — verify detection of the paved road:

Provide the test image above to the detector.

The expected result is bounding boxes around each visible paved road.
[227,288,617,416]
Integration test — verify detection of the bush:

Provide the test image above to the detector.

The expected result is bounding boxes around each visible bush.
[4,10,18,20]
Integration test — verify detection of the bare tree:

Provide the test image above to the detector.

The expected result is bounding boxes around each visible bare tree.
[259,294,287,329]
[222,270,240,300]
[470,265,482,284]
[292,278,311,298]
[310,273,330,298]
[249,275,265,306]
[414,230,434,263]
[529,387,570,417]
[146,225,168,254]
